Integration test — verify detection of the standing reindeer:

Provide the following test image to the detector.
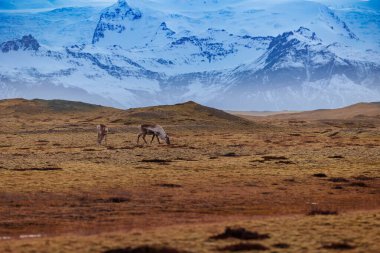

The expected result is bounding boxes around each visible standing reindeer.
[137,124,170,145]
[97,124,109,145]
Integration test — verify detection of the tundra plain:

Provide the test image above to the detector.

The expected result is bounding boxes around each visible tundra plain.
[0,99,379,253]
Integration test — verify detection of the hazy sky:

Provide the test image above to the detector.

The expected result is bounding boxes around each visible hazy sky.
[0,0,378,10]
[0,0,116,10]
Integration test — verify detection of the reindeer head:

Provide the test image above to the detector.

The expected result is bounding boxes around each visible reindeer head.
[165,135,170,145]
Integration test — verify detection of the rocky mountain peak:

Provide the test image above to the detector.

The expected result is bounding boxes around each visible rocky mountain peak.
[0,35,40,53]
[295,27,320,41]
[117,0,129,8]
[92,0,142,44]
[158,22,175,37]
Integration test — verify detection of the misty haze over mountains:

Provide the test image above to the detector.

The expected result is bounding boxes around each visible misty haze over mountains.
[0,0,379,110]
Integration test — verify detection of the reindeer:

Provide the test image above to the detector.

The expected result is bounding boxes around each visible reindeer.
[137,124,170,145]
[97,124,109,145]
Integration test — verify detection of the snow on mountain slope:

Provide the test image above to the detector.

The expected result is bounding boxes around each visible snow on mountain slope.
[0,7,101,47]
[90,0,376,72]
[0,35,163,107]
[218,27,380,110]
[0,0,379,110]
[333,7,380,51]
[93,0,361,48]
[209,74,380,111]
[0,0,56,10]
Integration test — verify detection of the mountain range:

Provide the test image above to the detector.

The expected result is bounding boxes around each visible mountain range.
[0,0,379,110]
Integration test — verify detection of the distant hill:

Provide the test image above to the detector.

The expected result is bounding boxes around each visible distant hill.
[0,99,253,129]
[267,102,380,120]
[0,99,103,114]
[228,110,300,117]
[122,101,251,126]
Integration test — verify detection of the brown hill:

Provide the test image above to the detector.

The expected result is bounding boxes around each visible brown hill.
[0,98,103,114]
[121,101,251,126]
[0,99,253,132]
[267,102,380,120]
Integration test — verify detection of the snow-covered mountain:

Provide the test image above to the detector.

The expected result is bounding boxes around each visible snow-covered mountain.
[0,6,101,47]
[0,0,379,110]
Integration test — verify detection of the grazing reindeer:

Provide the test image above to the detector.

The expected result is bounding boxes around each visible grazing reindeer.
[97,124,109,145]
[137,124,170,145]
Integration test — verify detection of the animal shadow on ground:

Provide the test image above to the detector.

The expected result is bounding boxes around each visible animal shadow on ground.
[103,245,189,253]
[209,227,270,240]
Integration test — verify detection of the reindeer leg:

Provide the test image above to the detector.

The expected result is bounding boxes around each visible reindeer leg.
[142,134,148,144]
[104,134,107,146]
[150,134,155,144]
[137,133,142,144]
[156,135,160,144]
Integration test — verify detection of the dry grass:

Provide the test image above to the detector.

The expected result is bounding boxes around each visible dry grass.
[1,211,379,253]
[0,99,379,252]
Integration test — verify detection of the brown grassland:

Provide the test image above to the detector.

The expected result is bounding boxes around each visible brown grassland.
[0,99,379,253]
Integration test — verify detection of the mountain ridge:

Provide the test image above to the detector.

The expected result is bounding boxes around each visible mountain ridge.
[2,98,378,120]
[0,0,379,110]
[0,98,254,128]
